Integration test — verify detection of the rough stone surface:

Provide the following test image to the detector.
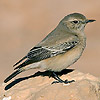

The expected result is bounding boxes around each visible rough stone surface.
[0,70,100,100]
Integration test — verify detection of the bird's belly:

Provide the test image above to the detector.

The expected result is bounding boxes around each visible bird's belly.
[40,46,84,72]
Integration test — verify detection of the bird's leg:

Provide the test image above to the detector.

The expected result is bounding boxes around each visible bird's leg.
[52,72,75,84]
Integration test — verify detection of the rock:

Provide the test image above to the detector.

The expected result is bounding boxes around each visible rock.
[0,70,100,100]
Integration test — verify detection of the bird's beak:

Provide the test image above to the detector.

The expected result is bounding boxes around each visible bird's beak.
[86,19,96,23]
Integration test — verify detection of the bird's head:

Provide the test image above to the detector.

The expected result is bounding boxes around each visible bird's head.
[60,13,95,33]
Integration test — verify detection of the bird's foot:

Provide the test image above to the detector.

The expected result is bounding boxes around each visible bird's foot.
[52,72,75,84]
[52,79,75,84]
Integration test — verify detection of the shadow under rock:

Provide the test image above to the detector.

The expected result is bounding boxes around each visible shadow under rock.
[5,69,74,90]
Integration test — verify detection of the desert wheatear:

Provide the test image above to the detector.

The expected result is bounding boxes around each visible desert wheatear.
[4,13,95,84]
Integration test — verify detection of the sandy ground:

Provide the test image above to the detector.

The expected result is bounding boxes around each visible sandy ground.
[0,0,100,83]
[0,70,100,100]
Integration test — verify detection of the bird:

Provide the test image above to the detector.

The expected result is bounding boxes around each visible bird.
[4,13,95,84]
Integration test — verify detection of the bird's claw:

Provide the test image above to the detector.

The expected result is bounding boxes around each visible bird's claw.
[52,79,75,84]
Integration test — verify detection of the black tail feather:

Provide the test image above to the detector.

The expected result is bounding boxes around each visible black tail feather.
[13,56,27,67]
[4,69,23,83]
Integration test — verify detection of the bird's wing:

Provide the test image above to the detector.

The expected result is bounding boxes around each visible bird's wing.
[13,37,79,70]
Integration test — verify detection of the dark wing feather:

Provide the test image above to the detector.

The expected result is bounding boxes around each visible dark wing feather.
[14,47,52,70]
[13,56,27,67]
[27,47,52,61]
[14,40,78,70]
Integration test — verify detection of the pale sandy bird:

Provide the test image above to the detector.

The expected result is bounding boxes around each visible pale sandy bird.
[4,13,95,84]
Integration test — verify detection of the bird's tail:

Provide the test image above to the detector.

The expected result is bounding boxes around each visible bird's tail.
[4,68,24,83]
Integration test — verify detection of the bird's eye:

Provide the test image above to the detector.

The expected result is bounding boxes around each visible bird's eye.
[72,20,79,24]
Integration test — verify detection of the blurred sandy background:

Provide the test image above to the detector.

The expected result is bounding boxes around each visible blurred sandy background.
[0,0,100,83]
